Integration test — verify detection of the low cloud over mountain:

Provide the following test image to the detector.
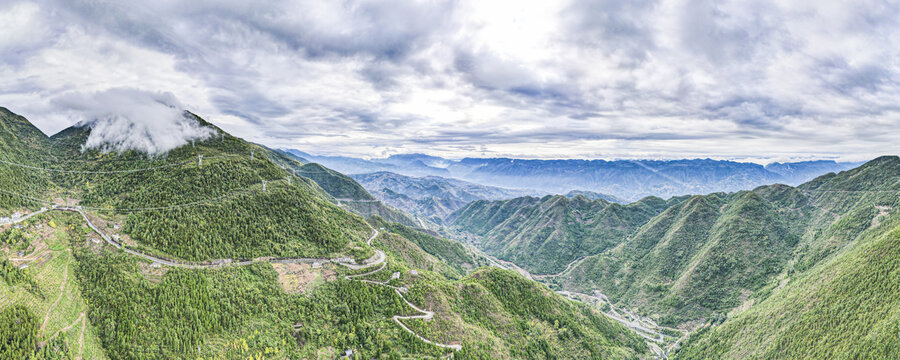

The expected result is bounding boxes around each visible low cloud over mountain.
[55,88,217,155]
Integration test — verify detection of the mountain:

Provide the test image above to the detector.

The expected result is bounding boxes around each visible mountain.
[276,150,428,228]
[565,190,625,203]
[765,160,860,184]
[675,156,900,359]
[0,107,54,211]
[283,149,451,177]
[351,171,538,222]
[287,149,861,201]
[46,115,373,261]
[451,156,900,339]
[449,194,679,274]
[1,107,647,359]
[561,157,899,338]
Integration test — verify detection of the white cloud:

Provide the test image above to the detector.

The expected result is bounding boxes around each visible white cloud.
[0,0,897,162]
[53,88,218,155]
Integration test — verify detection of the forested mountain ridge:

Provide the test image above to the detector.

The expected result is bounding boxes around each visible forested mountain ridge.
[449,194,680,274]
[452,156,900,337]
[351,171,538,223]
[558,157,898,333]
[277,150,426,228]
[44,114,373,261]
[1,107,649,359]
[290,148,860,201]
[0,107,54,210]
[675,156,900,359]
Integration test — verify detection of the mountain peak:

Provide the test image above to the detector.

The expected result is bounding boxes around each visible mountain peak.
[51,88,219,156]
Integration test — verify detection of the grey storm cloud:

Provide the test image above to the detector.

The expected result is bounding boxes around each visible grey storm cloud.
[0,0,898,161]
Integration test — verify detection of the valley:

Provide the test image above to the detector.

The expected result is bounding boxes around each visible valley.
[2,106,897,359]
[449,156,900,359]
[1,108,649,359]
[2,1,897,358]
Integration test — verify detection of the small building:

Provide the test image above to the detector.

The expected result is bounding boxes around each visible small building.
[312,262,322,269]
[91,238,101,244]
[113,224,120,230]
[409,269,418,276]
[18,264,28,270]
[17,251,25,257]
[343,349,353,358]
[391,272,400,280]
[398,286,408,293]
[11,212,22,219]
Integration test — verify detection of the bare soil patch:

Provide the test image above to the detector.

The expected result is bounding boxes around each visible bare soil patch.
[272,263,336,294]
[139,262,169,284]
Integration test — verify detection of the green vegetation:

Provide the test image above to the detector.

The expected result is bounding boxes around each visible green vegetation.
[278,151,423,228]
[1,212,109,360]
[0,305,38,359]
[0,107,53,211]
[676,217,900,359]
[1,108,647,359]
[72,221,645,359]
[294,163,375,201]
[450,194,677,274]
[369,216,490,277]
[670,156,900,359]
[42,121,373,262]
[455,157,900,348]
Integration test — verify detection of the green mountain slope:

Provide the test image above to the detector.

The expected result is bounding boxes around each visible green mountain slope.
[672,157,900,359]
[451,155,899,343]
[449,194,677,274]
[351,171,536,222]
[551,157,898,329]
[277,150,425,228]
[676,209,900,359]
[0,108,54,210]
[1,107,647,359]
[368,216,491,279]
[45,117,372,261]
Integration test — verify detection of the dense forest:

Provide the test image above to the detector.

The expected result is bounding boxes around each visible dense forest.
[1,109,649,359]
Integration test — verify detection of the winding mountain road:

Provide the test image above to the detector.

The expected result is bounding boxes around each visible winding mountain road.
[344,256,461,351]
[9,207,460,353]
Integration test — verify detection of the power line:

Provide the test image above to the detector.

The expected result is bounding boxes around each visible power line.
[0,154,243,174]
[0,178,291,212]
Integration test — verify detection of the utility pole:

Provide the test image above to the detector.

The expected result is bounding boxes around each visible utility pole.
[262,180,267,192]
[198,155,203,166]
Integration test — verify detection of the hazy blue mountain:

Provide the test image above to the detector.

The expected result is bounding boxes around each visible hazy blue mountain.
[351,171,538,222]
[284,149,450,177]
[765,160,861,185]
[287,149,862,201]
[565,190,625,203]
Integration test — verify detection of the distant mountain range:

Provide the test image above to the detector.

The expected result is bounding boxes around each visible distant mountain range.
[350,171,539,223]
[1,107,649,359]
[286,149,862,201]
[448,156,900,359]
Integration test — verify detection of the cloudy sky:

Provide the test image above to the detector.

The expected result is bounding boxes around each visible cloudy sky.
[1,0,898,162]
